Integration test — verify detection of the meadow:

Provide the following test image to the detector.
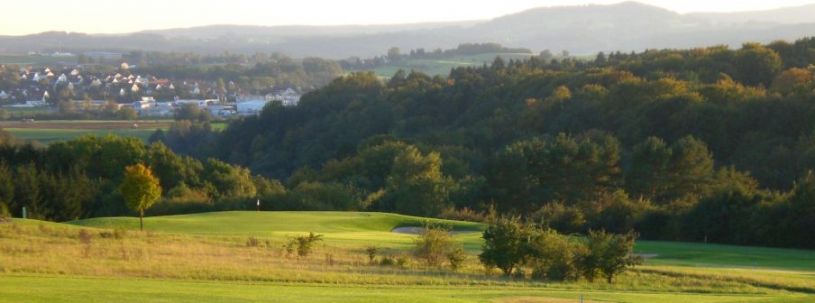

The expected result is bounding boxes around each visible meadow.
[1,211,814,302]
[0,120,227,144]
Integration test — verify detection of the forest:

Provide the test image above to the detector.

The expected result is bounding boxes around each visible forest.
[156,38,815,249]
[4,38,815,249]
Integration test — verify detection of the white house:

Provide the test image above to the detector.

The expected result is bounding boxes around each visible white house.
[133,97,156,109]
[266,88,301,107]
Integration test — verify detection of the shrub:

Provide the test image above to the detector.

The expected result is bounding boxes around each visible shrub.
[287,232,323,257]
[578,230,641,283]
[439,207,487,222]
[446,247,467,271]
[527,229,581,281]
[0,202,10,221]
[479,216,640,283]
[396,255,410,268]
[365,246,378,264]
[479,216,527,276]
[413,225,464,268]
[379,256,395,266]
[380,255,410,268]
[246,236,260,247]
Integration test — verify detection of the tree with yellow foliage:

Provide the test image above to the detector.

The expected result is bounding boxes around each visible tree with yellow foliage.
[120,164,162,231]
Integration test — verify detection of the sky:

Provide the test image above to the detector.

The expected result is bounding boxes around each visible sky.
[2,0,815,35]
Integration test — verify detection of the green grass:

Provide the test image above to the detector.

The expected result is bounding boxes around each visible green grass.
[368,53,535,77]
[3,211,815,302]
[71,211,484,248]
[2,274,807,303]
[636,241,815,271]
[2,119,224,144]
[71,211,815,270]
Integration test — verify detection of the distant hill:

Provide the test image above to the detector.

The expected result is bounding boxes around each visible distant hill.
[686,4,815,25]
[1,1,815,58]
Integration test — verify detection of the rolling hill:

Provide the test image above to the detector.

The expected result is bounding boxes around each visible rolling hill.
[2,2,815,58]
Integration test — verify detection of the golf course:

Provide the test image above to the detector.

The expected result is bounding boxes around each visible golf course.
[1,211,814,302]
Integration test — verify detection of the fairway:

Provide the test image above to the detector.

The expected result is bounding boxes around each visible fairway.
[71,211,485,248]
[3,211,815,302]
[2,275,807,303]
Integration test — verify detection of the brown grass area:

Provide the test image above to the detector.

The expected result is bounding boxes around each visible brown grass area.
[0,222,801,296]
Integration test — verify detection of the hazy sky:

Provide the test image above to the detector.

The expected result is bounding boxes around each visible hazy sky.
[2,0,815,35]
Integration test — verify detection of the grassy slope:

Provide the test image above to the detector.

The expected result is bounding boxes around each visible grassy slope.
[71,211,484,249]
[3,211,815,302]
[72,211,815,270]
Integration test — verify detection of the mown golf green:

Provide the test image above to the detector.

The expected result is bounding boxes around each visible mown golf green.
[2,211,814,302]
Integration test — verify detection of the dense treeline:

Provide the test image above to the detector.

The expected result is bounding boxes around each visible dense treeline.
[0,132,282,221]
[155,38,815,249]
[137,56,342,91]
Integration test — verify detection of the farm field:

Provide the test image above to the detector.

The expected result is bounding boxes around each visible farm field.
[368,53,535,77]
[0,54,77,66]
[1,211,814,302]
[0,120,228,144]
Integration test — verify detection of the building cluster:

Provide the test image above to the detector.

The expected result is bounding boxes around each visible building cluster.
[0,65,302,118]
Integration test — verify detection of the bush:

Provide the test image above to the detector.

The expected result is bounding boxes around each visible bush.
[365,246,378,264]
[0,202,10,221]
[287,232,323,257]
[379,256,395,266]
[479,216,640,283]
[446,247,467,270]
[413,225,464,268]
[439,207,487,222]
[527,229,582,282]
[479,216,527,276]
[246,236,260,247]
[578,230,641,283]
